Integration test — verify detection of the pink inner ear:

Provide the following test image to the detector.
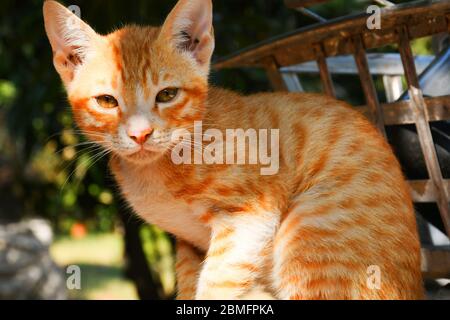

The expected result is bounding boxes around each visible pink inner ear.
[53,51,75,83]
[160,0,214,68]
[67,47,83,65]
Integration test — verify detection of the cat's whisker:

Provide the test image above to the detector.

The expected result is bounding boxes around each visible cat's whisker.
[56,141,103,155]
[178,139,206,149]
[59,147,112,193]
[57,145,107,177]
[176,141,206,158]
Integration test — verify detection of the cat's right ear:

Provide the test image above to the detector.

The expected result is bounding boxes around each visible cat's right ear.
[43,1,99,86]
[159,0,214,76]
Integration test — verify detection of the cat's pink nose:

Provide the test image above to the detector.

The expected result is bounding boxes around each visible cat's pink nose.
[128,127,154,145]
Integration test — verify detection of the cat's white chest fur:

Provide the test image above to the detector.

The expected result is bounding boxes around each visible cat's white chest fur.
[116,160,211,251]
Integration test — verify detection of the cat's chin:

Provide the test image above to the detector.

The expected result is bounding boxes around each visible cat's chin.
[119,148,164,164]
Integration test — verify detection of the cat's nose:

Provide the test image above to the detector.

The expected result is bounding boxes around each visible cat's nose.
[128,127,154,145]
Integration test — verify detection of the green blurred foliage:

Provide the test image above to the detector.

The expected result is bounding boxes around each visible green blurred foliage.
[140,225,175,296]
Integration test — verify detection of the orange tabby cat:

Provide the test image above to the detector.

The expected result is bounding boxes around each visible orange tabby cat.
[43,0,423,299]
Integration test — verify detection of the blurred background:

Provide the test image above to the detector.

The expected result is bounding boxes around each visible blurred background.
[0,0,431,300]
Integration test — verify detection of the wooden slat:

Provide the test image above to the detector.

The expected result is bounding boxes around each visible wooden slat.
[409,179,450,203]
[358,95,450,125]
[421,247,450,279]
[262,56,288,91]
[313,43,336,97]
[397,26,450,237]
[352,35,386,137]
[280,53,434,76]
[214,1,450,70]
[284,0,329,8]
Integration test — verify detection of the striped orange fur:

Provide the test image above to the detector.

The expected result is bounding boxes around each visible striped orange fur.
[44,0,423,300]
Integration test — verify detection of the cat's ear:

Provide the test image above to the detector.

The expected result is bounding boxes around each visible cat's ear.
[43,1,99,86]
[160,0,214,75]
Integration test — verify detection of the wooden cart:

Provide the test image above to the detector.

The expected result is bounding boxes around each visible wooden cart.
[214,0,450,280]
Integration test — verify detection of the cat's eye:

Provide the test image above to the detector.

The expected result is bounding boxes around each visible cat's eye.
[96,95,119,109]
[156,88,179,103]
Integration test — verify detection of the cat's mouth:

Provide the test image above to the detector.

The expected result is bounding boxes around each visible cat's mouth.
[121,144,165,161]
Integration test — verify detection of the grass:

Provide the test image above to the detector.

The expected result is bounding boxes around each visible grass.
[50,233,138,300]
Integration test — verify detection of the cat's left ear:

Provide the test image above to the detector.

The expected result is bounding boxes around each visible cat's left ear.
[159,0,214,75]
[43,1,100,86]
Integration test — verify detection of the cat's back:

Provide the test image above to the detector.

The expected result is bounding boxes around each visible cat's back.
[207,87,374,135]
[207,87,393,174]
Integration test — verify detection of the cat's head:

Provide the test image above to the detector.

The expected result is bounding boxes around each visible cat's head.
[43,0,214,163]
